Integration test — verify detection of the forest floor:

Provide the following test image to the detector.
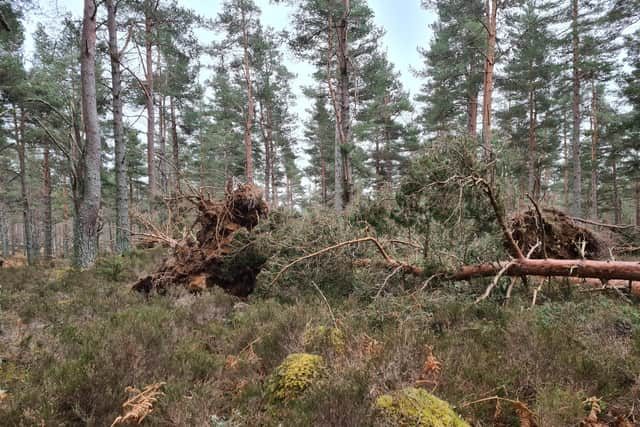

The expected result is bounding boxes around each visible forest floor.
[2,213,640,426]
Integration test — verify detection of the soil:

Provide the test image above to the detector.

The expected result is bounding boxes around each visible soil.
[509,208,603,259]
[132,184,269,297]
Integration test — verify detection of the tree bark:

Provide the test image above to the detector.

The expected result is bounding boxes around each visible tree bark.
[563,113,570,210]
[450,259,640,283]
[590,80,598,219]
[258,100,271,203]
[527,89,538,200]
[62,178,70,256]
[336,0,353,208]
[636,180,640,227]
[571,0,582,216]
[0,201,9,258]
[43,143,53,259]
[481,0,497,171]
[612,157,621,224]
[170,97,180,194]
[467,62,478,137]
[145,4,156,197]
[14,106,35,264]
[326,1,353,211]
[107,0,130,254]
[241,6,254,184]
[75,0,102,268]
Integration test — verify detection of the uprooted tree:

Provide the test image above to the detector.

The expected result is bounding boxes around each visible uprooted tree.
[270,137,640,301]
[132,184,268,297]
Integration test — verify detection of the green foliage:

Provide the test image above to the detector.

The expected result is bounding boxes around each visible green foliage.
[303,325,346,355]
[2,247,640,425]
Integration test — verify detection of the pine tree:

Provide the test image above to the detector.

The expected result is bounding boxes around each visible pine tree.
[416,0,484,137]
[280,0,382,211]
[498,0,558,201]
[303,87,335,207]
[356,50,414,190]
[216,0,261,184]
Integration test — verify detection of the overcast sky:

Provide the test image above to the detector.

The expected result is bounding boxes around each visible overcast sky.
[26,0,435,101]
[23,1,435,185]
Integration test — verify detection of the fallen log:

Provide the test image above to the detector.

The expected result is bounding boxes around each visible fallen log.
[271,236,640,293]
[450,259,640,282]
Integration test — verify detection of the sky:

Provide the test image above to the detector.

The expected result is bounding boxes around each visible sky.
[23,0,435,188]
[26,0,436,103]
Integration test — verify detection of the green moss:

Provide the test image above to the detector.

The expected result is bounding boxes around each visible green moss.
[375,387,469,427]
[303,325,346,354]
[266,353,326,402]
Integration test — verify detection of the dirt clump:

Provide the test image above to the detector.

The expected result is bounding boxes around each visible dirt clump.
[133,184,268,297]
[509,208,603,259]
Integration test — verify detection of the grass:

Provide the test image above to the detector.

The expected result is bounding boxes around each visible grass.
[1,234,640,425]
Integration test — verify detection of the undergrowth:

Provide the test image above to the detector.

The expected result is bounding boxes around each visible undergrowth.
[1,212,639,426]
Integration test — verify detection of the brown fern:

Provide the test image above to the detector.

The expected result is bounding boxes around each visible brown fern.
[111,382,165,426]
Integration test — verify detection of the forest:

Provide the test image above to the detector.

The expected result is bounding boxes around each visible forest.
[1,0,640,425]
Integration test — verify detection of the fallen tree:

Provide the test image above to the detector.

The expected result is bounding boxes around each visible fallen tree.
[449,259,640,283]
[269,178,640,303]
[132,183,268,297]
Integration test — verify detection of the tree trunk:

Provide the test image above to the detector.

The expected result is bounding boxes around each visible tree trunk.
[612,157,621,224]
[158,93,166,193]
[259,100,271,203]
[0,201,9,258]
[333,122,343,212]
[170,97,180,194]
[563,113,570,210]
[450,259,640,283]
[481,0,497,171]
[62,178,70,256]
[75,0,102,268]
[336,0,353,208]
[590,80,598,219]
[467,62,478,137]
[571,0,582,216]
[271,137,278,207]
[321,154,327,207]
[14,107,35,265]
[43,143,53,259]
[527,89,538,200]
[107,0,130,254]
[145,8,156,197]
[636,180,640,227]
[241,7,254,184]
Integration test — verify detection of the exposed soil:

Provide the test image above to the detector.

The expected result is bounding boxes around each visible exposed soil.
[132,184,268,297]
[509,208,603,259]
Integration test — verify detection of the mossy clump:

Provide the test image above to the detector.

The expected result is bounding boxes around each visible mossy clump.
[303,325,346,354]
[375,387,469,427]
[266,353,326,402]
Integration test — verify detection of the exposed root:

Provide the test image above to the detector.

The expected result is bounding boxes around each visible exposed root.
[132,184,268,297]
[510,208,603,260]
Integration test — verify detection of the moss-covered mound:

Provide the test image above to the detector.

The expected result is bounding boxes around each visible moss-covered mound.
[303,325,345,354]
[266,353,325,402]
[375,387,469,427]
